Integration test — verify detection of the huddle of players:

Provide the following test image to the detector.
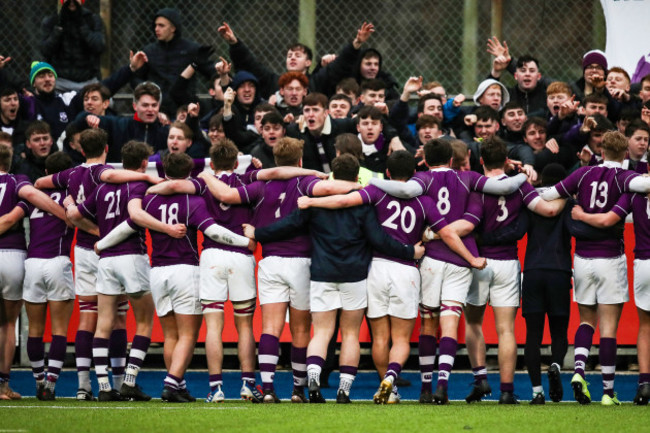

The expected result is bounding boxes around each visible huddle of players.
[3,122,650,406]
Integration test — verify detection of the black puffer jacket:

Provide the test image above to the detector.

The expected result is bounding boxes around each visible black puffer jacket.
[40,5,105,82]
[133,8,214,116]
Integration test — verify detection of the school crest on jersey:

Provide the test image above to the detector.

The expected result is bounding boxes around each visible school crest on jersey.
[59,112,69,123]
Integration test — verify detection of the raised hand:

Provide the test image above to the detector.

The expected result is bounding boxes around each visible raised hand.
[215,56,231,76]
[486,36,510,61]
[0,55,12,69]
[217,22,238,44]
[545,138,560,154]
[558,95,579,120]
[129,50,148,71]
[223,87,235,106]
[187,103,200,118]
[403,76,423,94]
[354,22,375,48]
[320,54,337,67]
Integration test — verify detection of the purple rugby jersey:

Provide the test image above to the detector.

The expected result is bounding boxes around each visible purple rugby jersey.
[191,171,258,256]
[0,173,30,250]
[359,184,447,267]
[477,176,539,260]
[237,175,321,258]
[554,165,636,258]
[622,193,650,260]
[411,169,483,267]
[26,188,74,259]
[52,163,112,249]
[142,193,216,267]
[78,181,148,258]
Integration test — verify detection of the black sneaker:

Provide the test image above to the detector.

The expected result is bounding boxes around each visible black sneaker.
[548,363,563,402]
[120,383,151,401]
[291,388,308,403]
[98,389,124,402]
[432,385,449,405]
[308,378,325,403]
[419,388,433,404]
[394,376,411,388]
[76,388,96,401]
[498,391,520,404]
[262,389,281,403]
[161,386,190,403]
[36,383,45,401]
[529,393,545,405]
[39,386,55,401]
[178,388,196,402]
[633,383,650,405]
[336,389,350,404]
[465,379,491,403]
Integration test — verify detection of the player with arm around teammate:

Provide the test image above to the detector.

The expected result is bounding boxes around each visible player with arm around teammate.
[570,143,650,405]
[0,144,68,400]
[34,128,164,401]
[23,152,84,400]
[367,138,526,404]
[244,154,425,403]
[65,141,179,402]
[463,137,566,405]
[298,150,486,404]
[541,131,642,405]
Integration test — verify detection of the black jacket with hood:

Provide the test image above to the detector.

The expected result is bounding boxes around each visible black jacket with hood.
[134,8,214,116]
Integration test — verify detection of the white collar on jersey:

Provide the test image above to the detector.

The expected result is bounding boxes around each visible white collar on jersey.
[430,167,452,172]
[602,160,623,169]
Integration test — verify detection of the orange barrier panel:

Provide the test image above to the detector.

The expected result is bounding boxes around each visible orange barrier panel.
[47,224,639,345]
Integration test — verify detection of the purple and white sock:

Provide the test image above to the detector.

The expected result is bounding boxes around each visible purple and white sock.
[109,329,127,390]
[574,324,594,378]
[599,337,617,397]
[45,335,67,390]
[164,373,181,391]
[385,362,401,381]
[306,355,325,385]
[418,335,437,392]
[209,374,223,393]
[258,334,279,391]
[27,336,45,383]
[291,345,307,391]
[124,335,150,387]
[75,330,94,391]
[241,371,255,385]
[436,337,457,390]
[92,337,111,391]
[179,379,187,390]
[472,366,488,383]
[339,365,358,394]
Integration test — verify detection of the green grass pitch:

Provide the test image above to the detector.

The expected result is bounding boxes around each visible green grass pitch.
[1,399,648,433]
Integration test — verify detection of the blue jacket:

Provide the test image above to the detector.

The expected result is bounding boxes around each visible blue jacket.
[255,205,415,283]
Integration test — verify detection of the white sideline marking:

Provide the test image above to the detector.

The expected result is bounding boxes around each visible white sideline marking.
[0,405,247,410]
